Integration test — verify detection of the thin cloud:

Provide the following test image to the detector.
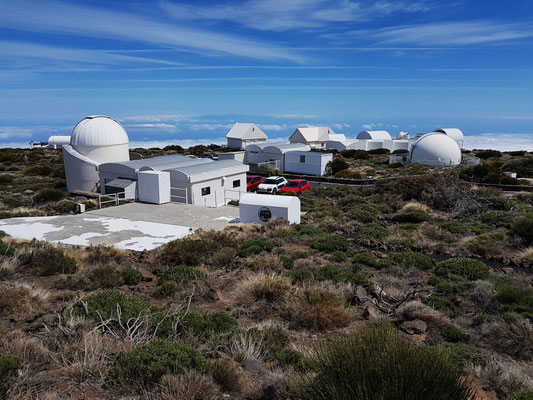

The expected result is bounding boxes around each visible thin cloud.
[464,133,533,151]
[0,0,303,62]
[350,20,533,46]
[160,0,436,32]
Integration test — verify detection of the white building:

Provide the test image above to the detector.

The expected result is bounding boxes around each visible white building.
[226,123,267,149]
[284,151,333,176]
[289,126,346,149]
[239,193,301,225]
[409,133,462,167]
[433,128,464,148]
[356,130,393,141]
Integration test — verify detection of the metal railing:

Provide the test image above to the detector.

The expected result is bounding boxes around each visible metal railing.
[170,187,188,204]
[98,192,126,208]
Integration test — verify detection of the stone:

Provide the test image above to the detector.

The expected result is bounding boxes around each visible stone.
[355,286,369,303]
[241,359,266,374]
[23,190,34,195]
[400,319,427,335]
[363,303,381,320]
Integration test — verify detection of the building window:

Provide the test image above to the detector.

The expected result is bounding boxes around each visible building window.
[233,179,240,188]
[201,187,210,196]
[300,155,305,163]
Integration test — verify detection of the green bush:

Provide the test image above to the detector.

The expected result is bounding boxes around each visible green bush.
[392,251,433,270]
[121,268,142,285]
[23,165,53,176]
[368,148,390,155]
[208,359,241,392]
[423,295,459,317]
[275,348,303,367]
[247,326,291,358]
[313,265,369,287]
[0,240,15,257]
[311,234,348,253]
[340,149,369,160]
[179,312,238,340]
[505,391,533,400]
[33,188,65,202]
[436,258,489,280]
[328,158,349,175]
[496,282,533,319]
[511,215,533,245]
[0,174,14,184]
[0,355,22,399]
[352,252,379,268]
[88,265,123,288]
[108,339,206,387]
[335,169,363,179]
[475,150,502,159]
[19,245,77,276]
[357,223,389,240]
[280,255,294,269]
[153,281,179,298]
[238,239,274,257]
[158,265,207,286]
[392,210,431,223]
[297,324,472,400]
[287,269,314,284]
[441,325,468,343]
[331,251,347,262]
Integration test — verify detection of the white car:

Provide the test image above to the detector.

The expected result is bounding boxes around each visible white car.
[256,176,288,194]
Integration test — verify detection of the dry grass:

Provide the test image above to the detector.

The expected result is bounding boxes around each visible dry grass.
[480,357,533,397]
[482,320,533,361]
[159,371,220,400]
[0,282,50,316]
[229,331,267,362]
[395,301,448,326]
[519,246,533,261]
[233,273,292,304]
[401,201,432,213]
[83,244,128,266]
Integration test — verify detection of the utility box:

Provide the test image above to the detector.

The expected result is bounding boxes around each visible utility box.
[138,170,170,204]
[239,193,300,225]
[75,203,86,213]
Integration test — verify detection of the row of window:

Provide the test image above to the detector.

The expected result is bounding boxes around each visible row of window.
[201,179,241,196]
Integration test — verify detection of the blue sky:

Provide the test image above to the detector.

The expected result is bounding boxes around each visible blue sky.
[1,0,533,150]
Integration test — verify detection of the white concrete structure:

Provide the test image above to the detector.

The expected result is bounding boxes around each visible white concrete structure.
[356,130,392,141]
[285,151,333,176]
[246,142,310,171]
[239,193,300,225]
[138,171,171,204]
[289,126,345,149]
[409,133,462,167]
[226,123,267,149]
[47,136,71,148]
[433,128,464,148]
[218,151,246,163]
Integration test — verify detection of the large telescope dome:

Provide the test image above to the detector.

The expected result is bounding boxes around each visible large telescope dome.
[409,133,461,167]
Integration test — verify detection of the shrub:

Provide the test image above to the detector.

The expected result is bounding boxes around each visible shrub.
[340,149,369,160]
[85,245,127,265]
[313,265,370,287]
[392,251,433,270]
[495,282,533,319]
[160,238,211,266]
[0,355,22,399]
[88,265,123,288]
[441,325,468,343]
[108,339,206,387]
[368,148,390,155]
[310,234,348,253]
[275,348,303,367]
[436,258,490,280]
[505,391,533,400]
[0,174,14,184]
[511,215,533,245]
[33,188,65,202]
[19,245,77,276]
[159,265,207,287]
[328,158,349,175]
[287,269,314,284]
[392,210,431,223]
[483,320,533,361]
[475,149,502,159]
[466,234,504,257]
[153,281,180,298]
[179,312,238,340]
[208,359,241,392]
[23,165,53,175]
[297,324,472,400]
[331,251,347,262]
[238,239,274,257]
[352,252,379,268]
[121,268,142,285]
[423,296,459,318]
[357,223,389,240]
[0,240,15,257]
[388,162,404,169]
[73,291,158,322]
[335,169,363,179]
[292,289,351,330]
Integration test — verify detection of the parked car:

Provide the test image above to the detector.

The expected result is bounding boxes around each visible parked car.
[256,176,288,194]
[280,179,311,194]
[246,175,263,191]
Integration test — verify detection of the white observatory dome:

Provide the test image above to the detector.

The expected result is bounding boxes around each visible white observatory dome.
[409,133,462,167]
[433,128,464,148]
[70,116,130,164]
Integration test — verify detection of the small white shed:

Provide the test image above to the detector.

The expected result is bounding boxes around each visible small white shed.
[138,170,171,204]
[239,193,300,225]
[284,151,333,175]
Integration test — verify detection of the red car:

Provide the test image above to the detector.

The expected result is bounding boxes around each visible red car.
[280,179,311,194]
[246,175,263,191]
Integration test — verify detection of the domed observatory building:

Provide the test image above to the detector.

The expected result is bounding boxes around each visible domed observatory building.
[432,128,464,148]
[59,116,130,192]
[409,133,462,167]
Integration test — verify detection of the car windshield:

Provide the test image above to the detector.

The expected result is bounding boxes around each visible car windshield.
[247,177,253,183]
[263,179,278,184]
[286,181,299,187]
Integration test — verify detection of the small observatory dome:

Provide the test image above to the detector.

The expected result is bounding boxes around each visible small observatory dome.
[356,130,392,141]
[70,116,130,164]
[409,133,462,167]
[433,128,464,148]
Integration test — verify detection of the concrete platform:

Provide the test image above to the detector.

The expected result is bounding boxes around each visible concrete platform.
[86,202,240,230]
[0,203,241,251]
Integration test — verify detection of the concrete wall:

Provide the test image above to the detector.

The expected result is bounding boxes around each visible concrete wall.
[63,146,100,193]
[218,152,246,163]
[227,138,266,150]
[284,151,333,176]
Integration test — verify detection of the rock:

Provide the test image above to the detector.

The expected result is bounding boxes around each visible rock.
[355,286,369,303]
[400,319,428,335]
[241,359,266,374]
[23,190,34,195]
[501,267,514,274]
[206,288,221,302]
[510,258,522,267]
[363,303,381,320]
[409,333,426,343]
